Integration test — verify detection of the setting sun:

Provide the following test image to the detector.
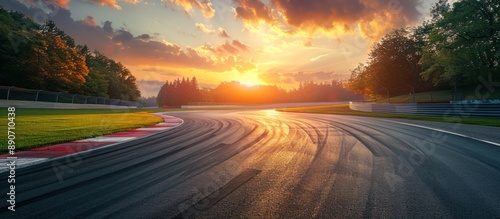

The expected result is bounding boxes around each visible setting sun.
[240,81,260,87]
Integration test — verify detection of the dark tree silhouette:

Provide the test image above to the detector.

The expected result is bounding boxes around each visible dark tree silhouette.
[157,78,357,107]
[0,7,141,101]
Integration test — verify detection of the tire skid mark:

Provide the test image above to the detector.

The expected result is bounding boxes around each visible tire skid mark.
[10,116,232,216]
[172,169,262,219]
[312,117,420,157]
[350,120,500,173]
[72,118,253,218]
[10,124,192,194]
[5,125,220,211]
[281,119,341,218]
[311,116,500,218]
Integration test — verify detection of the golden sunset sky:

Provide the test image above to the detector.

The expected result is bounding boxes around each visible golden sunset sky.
[1,0,437,97]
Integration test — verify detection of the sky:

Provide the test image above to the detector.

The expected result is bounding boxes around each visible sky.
[1,0,437,97]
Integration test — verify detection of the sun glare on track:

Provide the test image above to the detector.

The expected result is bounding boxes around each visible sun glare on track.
[264,109,281,117]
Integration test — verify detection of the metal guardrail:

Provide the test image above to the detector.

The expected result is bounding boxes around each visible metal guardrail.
[349,102,500,118]
[0,86,143,108]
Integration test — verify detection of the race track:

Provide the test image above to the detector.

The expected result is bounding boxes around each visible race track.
[1,110,500,218]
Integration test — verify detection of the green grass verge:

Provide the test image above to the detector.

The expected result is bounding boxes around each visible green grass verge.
[0,108,183,152]
[277,104,500,127]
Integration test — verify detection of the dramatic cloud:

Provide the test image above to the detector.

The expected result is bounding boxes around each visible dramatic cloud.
[233,0,275,25]
[85,0,122,9]
[195,23,215,34]
[91,0,143,9]
[81,15,97,27]
[1,0,254,73]
[163,0,215,18]
[111,32,255,72]
[112,29,134,42]
[122,0,141,4]
[136,34,152,41]
[103,20,113,33]
[259,71,341,84]
[233,0,423,40]
[232,40,248,51]
[201,40,249,56]
[23,0,71,9]
[24,0,143,9]
[52,0,70,8]
[218,27,230,38]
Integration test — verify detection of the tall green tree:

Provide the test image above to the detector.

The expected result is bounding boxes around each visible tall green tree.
[0,12,88,92]
[348,29,424,97]
[105,59,140,101]
[0,8,141,101]
[348,63,369,95]
[0,7,42,87]
[421,0,500,86]
[37,23,89,92]
[77,46,109,97]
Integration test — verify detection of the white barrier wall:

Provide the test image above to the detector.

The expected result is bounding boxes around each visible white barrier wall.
[348,102,373,112]
[0,100,137,109]
[349,101,500,117]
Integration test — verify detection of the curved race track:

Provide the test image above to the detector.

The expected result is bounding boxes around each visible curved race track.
[1,110,500,218]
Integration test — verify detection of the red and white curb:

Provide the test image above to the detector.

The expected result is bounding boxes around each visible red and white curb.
[0,113,183,172]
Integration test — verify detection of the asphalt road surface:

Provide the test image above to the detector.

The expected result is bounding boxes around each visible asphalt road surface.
[1,110,500,218]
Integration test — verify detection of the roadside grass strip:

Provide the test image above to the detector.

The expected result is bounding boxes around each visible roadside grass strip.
[0,108,183,152]
[0,113,183,171]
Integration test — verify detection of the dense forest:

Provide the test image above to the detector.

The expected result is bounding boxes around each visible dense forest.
[156,78,358,106]
[348,0,499,98]
[0,7,140,101]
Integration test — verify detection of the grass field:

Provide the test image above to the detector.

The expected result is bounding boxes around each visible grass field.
[0,108,177,152]
[277,104,500,127]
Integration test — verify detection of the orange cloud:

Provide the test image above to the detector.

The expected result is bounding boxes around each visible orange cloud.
[233,0,275,26]
[218,27,230,38]
[23,0,71,8]
[232,40,248,51]
[122,0,141,3]
[163,0,215,18]
[52,0,70,8]
[233,0,423,40]
[303,40,312,47]
[83,0,121,9]
[113,38,253,72]
[25,0,140,9]
[48,11,254,73]
[201,40,250,56]
[81,15,97,27]
[195,23,215,34]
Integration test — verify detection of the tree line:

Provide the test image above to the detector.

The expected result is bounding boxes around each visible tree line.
[347,0,499,98]
[156,78,358,106]
[0,7,140,101]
